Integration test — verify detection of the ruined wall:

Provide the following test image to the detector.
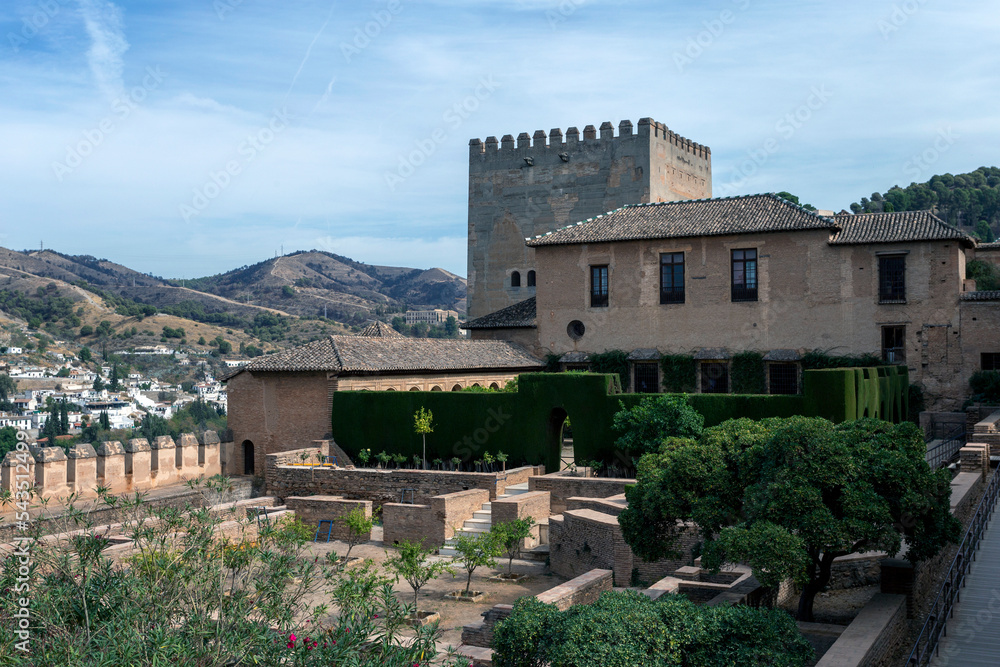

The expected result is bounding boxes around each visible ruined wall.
[468,118,712,318]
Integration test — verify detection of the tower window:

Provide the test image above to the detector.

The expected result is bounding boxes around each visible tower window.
[527,270,536,287]
[879,255,906,303]
[590,265,608,307]
[731,249,758,302]
[511,271,521,288]
[660,252,685,304]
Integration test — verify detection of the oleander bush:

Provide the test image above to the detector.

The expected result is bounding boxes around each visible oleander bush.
[0,482,466,667]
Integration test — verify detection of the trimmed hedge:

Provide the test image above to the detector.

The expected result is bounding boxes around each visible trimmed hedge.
[330,368,908,471]
[659,354,696,393]
[731,352,766,394]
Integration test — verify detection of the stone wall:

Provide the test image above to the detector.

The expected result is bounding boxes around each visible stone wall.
[528,471,633,514]
[461,569,614,649]
[3,432,223,502]
[284,496,372,541]
[491,490,550,549]
[266,459,541,508]
[382,489,490,548]
[970,409,1000,455]
[548,508,699,586]
[814,594,908,667]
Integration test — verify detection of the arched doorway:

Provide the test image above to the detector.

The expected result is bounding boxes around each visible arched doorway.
[242,440,255,475]
[548,408,575,471]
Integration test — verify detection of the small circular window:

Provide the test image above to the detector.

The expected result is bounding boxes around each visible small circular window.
[567,320,586,340]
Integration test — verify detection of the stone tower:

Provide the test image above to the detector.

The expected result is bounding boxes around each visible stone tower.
[466,117,712,318]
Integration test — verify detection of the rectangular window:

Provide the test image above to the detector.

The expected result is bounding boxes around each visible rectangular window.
[731,249,758,302]
[634,362,659,393]
[768,363,799,395]
[660,252,685,304]
[590,265,609,307]
[701,362,729,394]
[982,353,1000,371]
[879,255,906,303]
[882,326,906,364]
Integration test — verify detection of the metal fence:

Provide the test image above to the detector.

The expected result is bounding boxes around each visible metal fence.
[926,427,966,470]
[906,467,1000,666]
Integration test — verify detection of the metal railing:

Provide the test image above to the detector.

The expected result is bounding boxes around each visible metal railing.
[906,467,1000,666]
[926,427,966,470]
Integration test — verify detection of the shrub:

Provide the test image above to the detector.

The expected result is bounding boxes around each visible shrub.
[970,370,1000,404]
[588,350,630,389]
[490,517,535,576]
[384,540,453,610]
[494,590,813,667]
[341,506,373,560]
[612,394,704,456]
[659,354,696,392]
[731,351,766,394]
[452,531,500,594]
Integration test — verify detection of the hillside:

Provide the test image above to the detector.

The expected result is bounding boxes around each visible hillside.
[180,250,467,321]
[848,166,1000,241]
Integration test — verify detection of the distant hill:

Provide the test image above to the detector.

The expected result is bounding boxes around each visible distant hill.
[0,247,466,353]
[848,167,1000,241]
[179,250,467,322]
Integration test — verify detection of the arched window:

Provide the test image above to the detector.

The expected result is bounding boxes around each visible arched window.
[511,271,521,287]
[241,441,255,476]
[489,382,500,390]
[527,270,536,287]
[451,384,463,391]
[431,386,443,391]
[408,386,420,391]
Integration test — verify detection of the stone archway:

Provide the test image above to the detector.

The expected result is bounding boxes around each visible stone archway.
[547,407,575,470]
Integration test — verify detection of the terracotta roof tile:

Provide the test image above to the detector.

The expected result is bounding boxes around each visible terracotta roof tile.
[462,297,536,329]
[831,211,974,246]
[960,290,1000,301]
[360,321,404,338]
[525,194,836,247]
[232,336,542,375]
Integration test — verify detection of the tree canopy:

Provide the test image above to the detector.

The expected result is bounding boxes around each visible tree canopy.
[618,416,960,621]
[611,394,704,457]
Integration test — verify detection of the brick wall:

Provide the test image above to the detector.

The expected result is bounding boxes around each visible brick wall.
[492,490,550,548]
[382,489,489,548]
[528,472,634,514]
[266,461,538,508]
[548,508,699,586]
[284,496,372,541]
[565,495,627,516]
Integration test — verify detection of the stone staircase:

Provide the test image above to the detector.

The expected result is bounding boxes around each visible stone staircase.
[438,482,531,557]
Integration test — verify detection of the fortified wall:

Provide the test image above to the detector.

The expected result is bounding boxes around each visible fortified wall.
[467,117,712,317]
[1,430,225,502]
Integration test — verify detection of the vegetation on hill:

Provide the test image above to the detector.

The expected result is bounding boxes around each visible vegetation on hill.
[849,166,1000,240]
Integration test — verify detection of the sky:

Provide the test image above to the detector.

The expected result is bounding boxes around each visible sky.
[1,0,998,279]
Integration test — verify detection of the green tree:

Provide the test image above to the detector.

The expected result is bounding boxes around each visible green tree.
[413,407,433,469]
[92,376,105,392]
[59,400,69,434]
[974,220,996,242]
[340,506,374,561]
[444,315,459,337]
[0,426,18,459]
[619,417,960,622]
[0,374,16,404]
[109,363,120,391]
[452,532,501,595]
[384,540,453,612]
[967,259,1000,291]
[79,324,94,337]
[99,411,111,430]
[79,346,93,363]
[491,517,535,577]
[56,367,70,377]
[95,320,113,337]
[139,412,171,442]
[611,394,704,457]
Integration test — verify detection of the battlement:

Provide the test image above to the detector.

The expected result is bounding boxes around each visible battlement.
[1,431,226,502]
[469,117,711,160]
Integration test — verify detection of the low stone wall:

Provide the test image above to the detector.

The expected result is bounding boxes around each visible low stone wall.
[0,432,223,503]
[565,494,627,516]
[814,594,907,667]
[382,488,490,548]
[529,471,633,514]
[970,409,1000,455]
[285,496,373,541]
[461,569,613,649]
[548,508,699,586]
[492,490,550,549]
[267,460,540,508]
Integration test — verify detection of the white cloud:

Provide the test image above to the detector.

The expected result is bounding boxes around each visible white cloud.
[77,0,128,99]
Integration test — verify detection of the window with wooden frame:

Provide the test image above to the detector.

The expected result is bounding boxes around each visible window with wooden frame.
[731,249,758,302]
[660,252,685,304]
[590,265,609,307]
[768,363,799,395]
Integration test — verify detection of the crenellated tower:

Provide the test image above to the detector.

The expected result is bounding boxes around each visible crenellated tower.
[467,117,712,318]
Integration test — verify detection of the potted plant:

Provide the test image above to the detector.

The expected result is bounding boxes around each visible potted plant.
[483,451,495,473]
[413,407,433,470]
[451,457,461,472]
[338,506,373,563]
[432,458,443,470]
[376,451,390,469]
[496,451,508,472]
[357,448,371,468]
[392,453,407,469]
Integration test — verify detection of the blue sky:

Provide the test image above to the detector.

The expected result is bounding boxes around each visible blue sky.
[1,0,998,279]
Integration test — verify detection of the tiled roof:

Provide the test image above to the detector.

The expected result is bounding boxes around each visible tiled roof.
[960,290,1000,301]
[525,194,836,247]
[763,349,802,362]
[694,347,731,360]
[978,241,1000,250]
[831,211,974,246]
[560,351,590,364]
[360,321,404,338]
[462,297,536,330]
[229,336,543,376]
[627,349,661,361]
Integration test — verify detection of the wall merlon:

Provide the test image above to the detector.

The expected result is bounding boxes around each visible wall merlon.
[599,121,614,139]
[533,129,547,148]
[566,127,579,145]
[517,132,531,148]
[618,119,633,137]
[583,124,597,139]
[501,134,515,149]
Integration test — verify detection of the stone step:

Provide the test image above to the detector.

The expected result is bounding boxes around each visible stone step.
[438,546,458,557]
[481,502,492,510]
[523,544,549,562]
[473,510,492,521]
[455,526,490,536]
[455,644,493,666]
[464,518,491,529]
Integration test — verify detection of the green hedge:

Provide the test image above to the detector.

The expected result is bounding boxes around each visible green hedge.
[731,352,766,394]
[330,368,908,471]
[660,354,696,393]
